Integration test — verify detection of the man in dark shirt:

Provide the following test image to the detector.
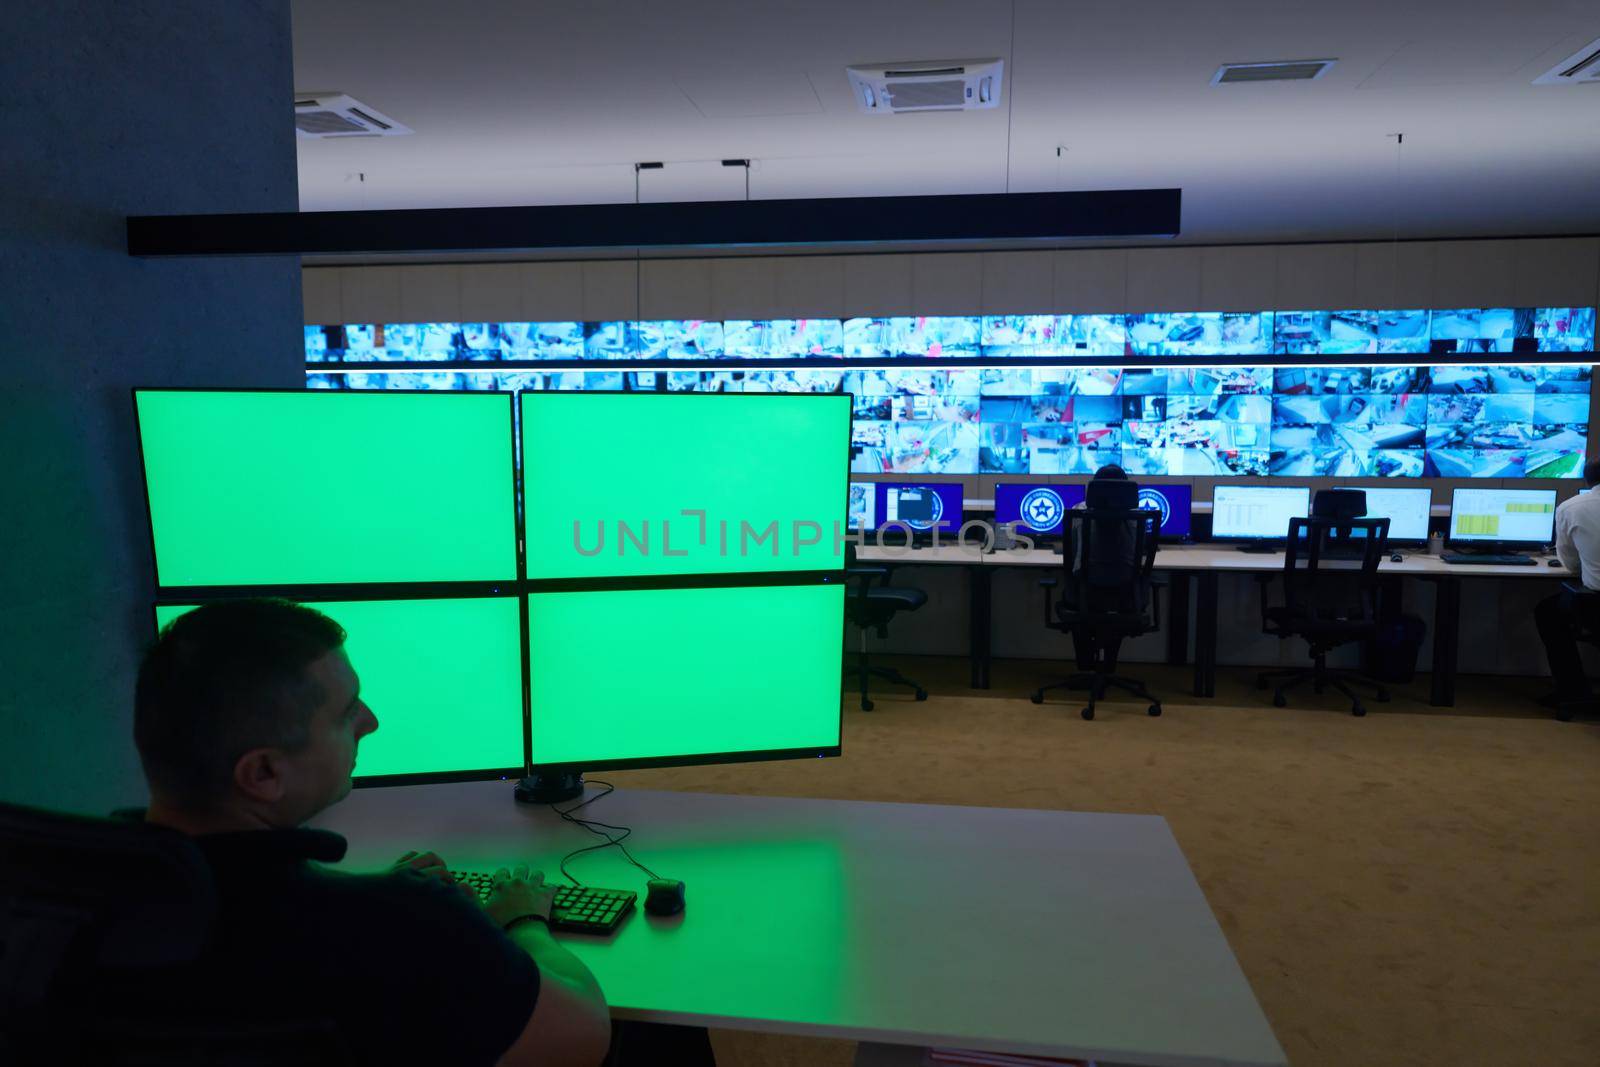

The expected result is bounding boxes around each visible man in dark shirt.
[127,598,611,1067]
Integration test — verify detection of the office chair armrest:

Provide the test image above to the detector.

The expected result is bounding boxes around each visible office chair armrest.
[846,565,890,591]
[1561,581,1592,598]
[846,565,888,608]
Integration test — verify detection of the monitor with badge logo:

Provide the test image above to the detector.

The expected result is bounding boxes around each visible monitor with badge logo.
[1134,483,1192,539]
[994,483,1087,536]
[874,482,963,534]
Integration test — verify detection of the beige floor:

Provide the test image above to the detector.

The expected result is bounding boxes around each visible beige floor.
[604,657,1600,1067]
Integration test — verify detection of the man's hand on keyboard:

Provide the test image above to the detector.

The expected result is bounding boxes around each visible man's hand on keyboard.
[485,865,557,929]
[389,850,474,900]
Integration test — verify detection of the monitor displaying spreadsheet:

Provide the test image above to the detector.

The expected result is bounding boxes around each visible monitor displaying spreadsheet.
[1353,487,1433,543]
[1448,488,1557,546]
[1210,485,1310,540]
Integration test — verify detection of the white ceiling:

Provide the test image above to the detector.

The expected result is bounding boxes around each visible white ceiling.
[292,0,1600,244]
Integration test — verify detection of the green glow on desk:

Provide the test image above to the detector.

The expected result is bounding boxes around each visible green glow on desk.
[528,584,844,766]
[156,597,524,779]
[137,391,516,586]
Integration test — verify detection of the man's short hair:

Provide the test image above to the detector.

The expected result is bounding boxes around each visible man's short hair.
[135,599,346,806]
[1093,464,1128,480]
[1584,458,1600,487]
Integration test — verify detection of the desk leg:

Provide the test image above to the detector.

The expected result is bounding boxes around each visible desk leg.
[1194,571,1218,698]
[1430,576,1461,707]
[1167,573,1190,666]
[970,564,992,690]
[853,1043,925,1067]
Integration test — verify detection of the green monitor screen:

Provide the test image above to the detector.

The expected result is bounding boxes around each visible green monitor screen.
[521,392,850,579]
[136,390,517,587]
[527,583,844,769]
[155,597,525,781]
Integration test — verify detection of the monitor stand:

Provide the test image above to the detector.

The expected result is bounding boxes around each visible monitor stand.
[514,771,584,804]
[1236,542,1281,554]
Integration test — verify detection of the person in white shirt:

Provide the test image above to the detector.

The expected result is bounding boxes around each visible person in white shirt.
[1536,461,1600,704]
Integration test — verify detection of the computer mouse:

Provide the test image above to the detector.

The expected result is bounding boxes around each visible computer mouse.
[1548,558,1562,567]
[1390,553,1403,563]
[644,878,686,917]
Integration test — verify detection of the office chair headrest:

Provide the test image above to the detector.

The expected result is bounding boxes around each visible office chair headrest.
[1086,478,1139,510]
[1312,488,1366,520]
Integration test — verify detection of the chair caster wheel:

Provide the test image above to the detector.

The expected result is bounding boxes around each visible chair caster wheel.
[1272,692,1287,708]
[1556,707,1575,723]
[914,688,928,701]
[1081,707,1095,721]
[1376,689,1390,703]
[1148,703,1162,717]
[861,699,874,712]
[1029,691,1044,704]
[1352,704,1367,717]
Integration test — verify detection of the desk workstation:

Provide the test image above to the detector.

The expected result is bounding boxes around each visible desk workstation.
[318,781,1287,1067]
[856,481,1580,707]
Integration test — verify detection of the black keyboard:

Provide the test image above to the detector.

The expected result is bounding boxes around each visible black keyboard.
[1440,553,1536,566]
[451,871,637,934]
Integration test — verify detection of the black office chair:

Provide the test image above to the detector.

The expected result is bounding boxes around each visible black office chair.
[0,801,348,1066]
[1257,489,1393,717]
[844,544,929,711]
[1031,478,1163,720]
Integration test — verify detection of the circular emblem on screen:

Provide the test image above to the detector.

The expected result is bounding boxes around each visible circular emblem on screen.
[1137,488,1170,527]
[902,492,945,531]
[1020,488,1065,530]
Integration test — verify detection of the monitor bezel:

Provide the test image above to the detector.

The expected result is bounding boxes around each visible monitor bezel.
[132,387,522,593]
[871,479,966,535]
[150,588,528,789]
[992,481,1086,538]
[1133,482,1194,541]
[518,391,850,775]
[1346,485,1434,546]
[1445,486,1559,551]
[1208,484,1312,541]
[518,388,854,581]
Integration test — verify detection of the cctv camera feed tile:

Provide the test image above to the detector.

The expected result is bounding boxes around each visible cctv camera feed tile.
[305,308,1593,478]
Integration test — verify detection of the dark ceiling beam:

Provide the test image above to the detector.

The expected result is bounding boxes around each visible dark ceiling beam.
[126,189,1180,258]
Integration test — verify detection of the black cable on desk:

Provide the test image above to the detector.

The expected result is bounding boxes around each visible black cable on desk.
[548,780,663,887]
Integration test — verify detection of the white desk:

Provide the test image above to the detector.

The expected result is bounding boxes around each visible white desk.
[849,542,1574,703]
[316,783,1286,1067]
[985,544,1574,703]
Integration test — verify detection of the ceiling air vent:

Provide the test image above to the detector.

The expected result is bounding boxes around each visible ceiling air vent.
[1212,60,1335,84]
[1533,36,1600,85]
[294,93,412,139]
[847,60,1003,114]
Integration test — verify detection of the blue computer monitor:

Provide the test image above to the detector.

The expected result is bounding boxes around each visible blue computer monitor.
[1349,486,1433,543]
[876,482,963,533]
[1210,485,1311,540]
[849,481,877,531]
[994,483,1087,535]
[1135,484,1193,539]
[1448,487,1557,548]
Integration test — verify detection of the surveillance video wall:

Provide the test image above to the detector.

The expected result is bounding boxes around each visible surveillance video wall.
[305,307,1596,479]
